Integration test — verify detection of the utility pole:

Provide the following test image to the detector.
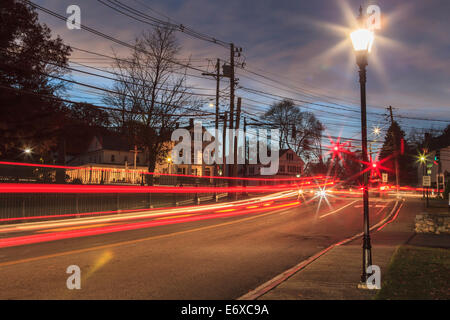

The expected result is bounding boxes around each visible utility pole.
[201,59,222,131]
[202,59,223,184]
[228,44,235,182]
[224,43,242,177]
[222,111,228,179]
[220,43,242,197]
[388,106,400,197]
[130,145,141,170]
[243,117,248,196]
[234,97,241,180]
[228,97,241,200]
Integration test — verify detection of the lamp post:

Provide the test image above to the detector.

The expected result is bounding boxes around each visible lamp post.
[421,156,426,199]
[350,6,375,285]
[419,153,427,200]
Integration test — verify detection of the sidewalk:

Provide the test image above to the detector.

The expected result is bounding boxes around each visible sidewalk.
[256,199,427,300]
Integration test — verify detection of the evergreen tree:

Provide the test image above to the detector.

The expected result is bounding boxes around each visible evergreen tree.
[379,121,416,185]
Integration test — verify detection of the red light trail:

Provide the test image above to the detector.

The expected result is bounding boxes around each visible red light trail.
[0,200,301,248]
[0,181,335,194]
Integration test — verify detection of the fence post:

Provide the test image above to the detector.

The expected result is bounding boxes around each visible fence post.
[22,197,25,218]
[148,192,153,208]
[76,194,80,216]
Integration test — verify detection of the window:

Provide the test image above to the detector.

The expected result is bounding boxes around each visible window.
[111,154,115,162]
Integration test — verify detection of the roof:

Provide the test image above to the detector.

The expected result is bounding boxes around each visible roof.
[97,132,132,151]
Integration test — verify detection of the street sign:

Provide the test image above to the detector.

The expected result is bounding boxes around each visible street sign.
[422,176,431,187]
[382,173,388,183]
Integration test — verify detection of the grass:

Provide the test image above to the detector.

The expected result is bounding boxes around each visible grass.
[376,245,450,300]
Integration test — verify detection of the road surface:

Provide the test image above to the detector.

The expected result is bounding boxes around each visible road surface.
[0,193,396,299]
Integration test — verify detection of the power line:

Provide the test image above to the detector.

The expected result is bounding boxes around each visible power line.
[97,0,231,48]
[24,1,213,75]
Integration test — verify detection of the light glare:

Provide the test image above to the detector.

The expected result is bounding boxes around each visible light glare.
[350,29,374,52]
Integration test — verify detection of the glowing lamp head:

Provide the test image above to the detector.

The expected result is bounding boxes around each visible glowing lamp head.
[420,156,425,162]
[334,146,339,151]
[24,148,32,154]
[372,163,377,168]
[350,28,374,53]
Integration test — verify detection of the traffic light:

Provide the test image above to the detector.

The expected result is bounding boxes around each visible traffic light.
[434,150,440,163]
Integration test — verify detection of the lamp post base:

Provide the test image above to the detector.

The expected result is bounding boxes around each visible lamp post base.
[357,282,380,290]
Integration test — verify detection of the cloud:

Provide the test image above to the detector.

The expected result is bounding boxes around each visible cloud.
[32,0,449,130]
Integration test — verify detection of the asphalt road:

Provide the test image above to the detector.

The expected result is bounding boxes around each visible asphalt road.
[0,194,396,299]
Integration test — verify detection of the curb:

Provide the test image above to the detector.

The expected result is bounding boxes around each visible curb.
[238,199,404,300]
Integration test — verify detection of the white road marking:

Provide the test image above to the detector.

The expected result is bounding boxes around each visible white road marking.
[319,200,359,219]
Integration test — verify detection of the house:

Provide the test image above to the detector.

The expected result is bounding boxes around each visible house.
[66,132,154,184]
[172,120,216,179]
[244,148,304,185]
[66,122,216,185]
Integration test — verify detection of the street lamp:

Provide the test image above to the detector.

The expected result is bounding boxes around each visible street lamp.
[167,157,172,175]
[418,152,428,200]
[350,6,375,286]
[373,127,380,135]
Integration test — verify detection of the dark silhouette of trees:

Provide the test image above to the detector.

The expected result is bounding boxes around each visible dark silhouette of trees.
[104,26,200,184]
[262,99,323,166]
[379,121,416,185]
[0,0,71,160]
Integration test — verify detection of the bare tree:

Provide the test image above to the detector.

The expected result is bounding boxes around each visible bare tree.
[262,99,323,166]
[104,26,200,183]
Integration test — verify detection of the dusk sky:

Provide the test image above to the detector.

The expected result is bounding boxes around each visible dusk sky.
[33,0,450,147]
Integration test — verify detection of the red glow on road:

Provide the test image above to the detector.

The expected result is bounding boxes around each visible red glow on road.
[0,201,301,248]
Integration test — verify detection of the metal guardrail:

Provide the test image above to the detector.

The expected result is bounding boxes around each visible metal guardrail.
[0,191,230,224]
[0,161,309,224]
